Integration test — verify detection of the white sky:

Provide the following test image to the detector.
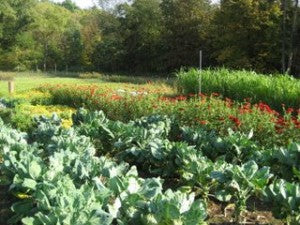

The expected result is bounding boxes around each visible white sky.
[53,0,219,9]
[53,0,96,8]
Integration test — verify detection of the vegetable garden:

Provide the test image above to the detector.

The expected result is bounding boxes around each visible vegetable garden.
[0,69,299,225]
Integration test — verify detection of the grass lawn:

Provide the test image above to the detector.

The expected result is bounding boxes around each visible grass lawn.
[0,75,102,96]
[0,72,174,96]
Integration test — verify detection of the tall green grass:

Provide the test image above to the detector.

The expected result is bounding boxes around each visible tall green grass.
[176,68,300,111]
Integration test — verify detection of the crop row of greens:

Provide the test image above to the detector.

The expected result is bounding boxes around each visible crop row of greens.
[176,68,300,112]
[1,109,300,224]
[72,109,300,224]
[0,115,207,225]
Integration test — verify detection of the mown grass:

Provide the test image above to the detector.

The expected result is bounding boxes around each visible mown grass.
[0,71,174,96]
[0,73,95,96]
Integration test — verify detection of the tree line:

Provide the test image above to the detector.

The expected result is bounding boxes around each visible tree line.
[0,0,299,76]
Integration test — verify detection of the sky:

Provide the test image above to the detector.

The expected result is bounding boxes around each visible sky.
[53,0,219,9]
[53,0,96,8]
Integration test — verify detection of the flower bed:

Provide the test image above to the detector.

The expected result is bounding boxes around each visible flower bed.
[38,84,300,147]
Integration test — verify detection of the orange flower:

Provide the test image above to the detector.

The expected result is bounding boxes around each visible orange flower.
[111,95,122,101]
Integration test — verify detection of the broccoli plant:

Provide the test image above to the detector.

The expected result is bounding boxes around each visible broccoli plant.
[30,114,62,145]
[211,160,273,222]
[181,126,259,164]
[273,143,300,181]
[264,179,300,225]
[174,143,217,202]
[141,190,207,225]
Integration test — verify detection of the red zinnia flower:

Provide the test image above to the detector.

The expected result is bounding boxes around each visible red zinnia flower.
[90,88,96,97]
[199,120,208,125]
[176,95,187,101]
[198,93,206,98]
[286,108,294,114]
[228,115,241,127]
[212,92,220,97]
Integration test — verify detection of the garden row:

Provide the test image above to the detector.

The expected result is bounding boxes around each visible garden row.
[0,114,206,224]
[176,68,300,112]
[36,84,299,148]
[0,109,299,224]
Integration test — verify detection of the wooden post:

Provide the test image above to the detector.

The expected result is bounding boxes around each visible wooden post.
[198,50,202,98]
[8,80,15,94]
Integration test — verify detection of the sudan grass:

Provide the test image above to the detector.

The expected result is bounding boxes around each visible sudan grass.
[176,68,300,111]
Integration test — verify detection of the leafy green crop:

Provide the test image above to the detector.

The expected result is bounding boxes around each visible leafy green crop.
[264,179,300,225]
[181,126,260,164]
[274,143,300,181]
[1,109,299,224]
[211,161,273,222]
[0,113,208,225]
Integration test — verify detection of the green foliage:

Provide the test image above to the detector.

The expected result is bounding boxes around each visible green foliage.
[59,0,80,12]
[0,95,73,131]
[160,0,213,71]
[1,108,300,224]
[29,1,73,71]
[181,126,259,164]
[175,149,222,202]
[119,0,164,72]
[264,179,300,225]
[0,113,208,225]
[73,109,179,176]
[0,0,35,50]
[212,0,282,72]
[70,109,300,223]
[1,0,300,74]
[176,68,300,111]
[211,161,273,222]
[271,143,300,181]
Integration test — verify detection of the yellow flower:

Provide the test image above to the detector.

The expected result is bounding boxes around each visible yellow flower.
[15,192,31,199]
[14,90,51,101]
[62,119,73,129]
[18,104,75,119]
